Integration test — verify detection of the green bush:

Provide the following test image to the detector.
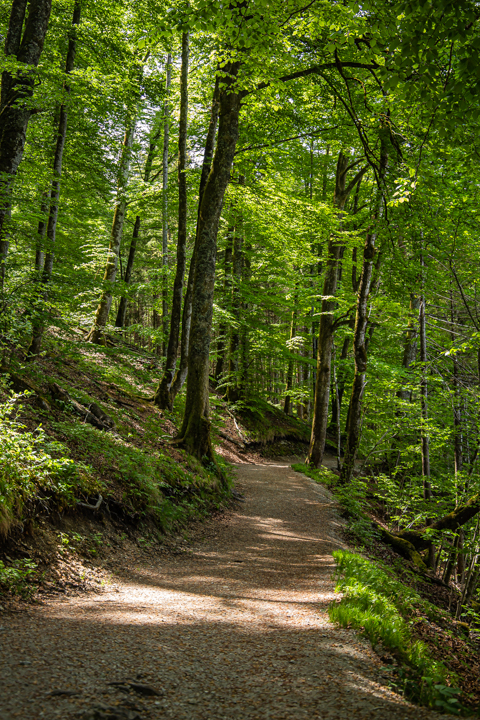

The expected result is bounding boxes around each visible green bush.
[0,558,37,597]
[0,392,97,534]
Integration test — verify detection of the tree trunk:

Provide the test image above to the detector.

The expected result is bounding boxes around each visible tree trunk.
[176,61,241,464]
[161,54,172,356]
[27,1,81,358]
[214,230,233,384]
[115,123,161,329]
[340,145,387,483]
[169,73,221,402]
[34,191,48,272]
[115,215,140,328]
[169,253,194,399]
[87,120,137,343]
[226,183,245,403]
[395,492,480,552]
[239,240,251,399]
[154,34,190,410]
[1,0,28,112]
[307,153,368,467]
[0,0,53,285]
[284,301,297,415]
[450,286,463,475]
[330,332,352,432]
[398,294,420,401]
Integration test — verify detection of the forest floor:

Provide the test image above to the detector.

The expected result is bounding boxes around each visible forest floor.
[0,458,453,720]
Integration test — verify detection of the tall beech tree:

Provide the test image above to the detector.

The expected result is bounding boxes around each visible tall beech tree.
[175,59,242,464]
[0,0,53,284]
[340,138,388,483]
[168,74,221,404]
[154,33,189,410]
[307,153,368,467]
[27,0,81,358]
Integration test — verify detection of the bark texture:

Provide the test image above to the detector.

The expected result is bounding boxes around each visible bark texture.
[307,153,368,467]
[214,230,233,384]
[169,73,221,402]
[0,0,53,283]
[1,0,28,112]
[154,34,189,410]
[226,193,245,403]
[176,61,241,464]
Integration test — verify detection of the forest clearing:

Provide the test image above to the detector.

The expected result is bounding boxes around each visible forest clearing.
[1,0,480,717]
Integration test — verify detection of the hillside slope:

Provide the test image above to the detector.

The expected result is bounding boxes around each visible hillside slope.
[0,331,310,604]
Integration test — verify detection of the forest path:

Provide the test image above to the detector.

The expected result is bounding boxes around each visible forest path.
[0,461,445,720]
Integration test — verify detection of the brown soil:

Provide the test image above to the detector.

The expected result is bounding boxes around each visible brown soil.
[0,461,450,720]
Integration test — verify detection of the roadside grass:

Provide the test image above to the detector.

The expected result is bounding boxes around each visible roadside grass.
[330,550,466,713]
[291,463,467,714]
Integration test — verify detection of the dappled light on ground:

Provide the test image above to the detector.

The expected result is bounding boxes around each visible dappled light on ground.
[0,462,447,719]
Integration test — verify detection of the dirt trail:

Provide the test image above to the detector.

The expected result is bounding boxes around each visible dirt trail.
[0,462,446,720]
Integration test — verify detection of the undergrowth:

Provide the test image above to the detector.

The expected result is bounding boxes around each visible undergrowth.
[0,384,232,539]
[52,419,232,532]
[292,463,469,714]
[0,392,99,536]
[331,550,465,714]
[0,558,38,597]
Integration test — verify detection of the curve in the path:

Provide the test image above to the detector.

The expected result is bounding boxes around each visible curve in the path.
[0,462,447,719]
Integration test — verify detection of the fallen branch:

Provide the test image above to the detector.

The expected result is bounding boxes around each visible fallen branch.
[396,494,480,552]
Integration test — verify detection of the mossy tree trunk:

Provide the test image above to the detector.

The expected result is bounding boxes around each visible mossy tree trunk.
[168,75,220,403]
[154,34,190,410]
[176,61,241,464]
[0,0,53,286]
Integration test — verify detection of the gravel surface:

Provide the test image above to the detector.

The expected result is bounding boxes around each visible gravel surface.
[0,461,448,720]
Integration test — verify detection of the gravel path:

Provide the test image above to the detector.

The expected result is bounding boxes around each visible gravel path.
[0,461,447,720]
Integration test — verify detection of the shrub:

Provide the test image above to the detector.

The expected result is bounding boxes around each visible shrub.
[0,392,97,534]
